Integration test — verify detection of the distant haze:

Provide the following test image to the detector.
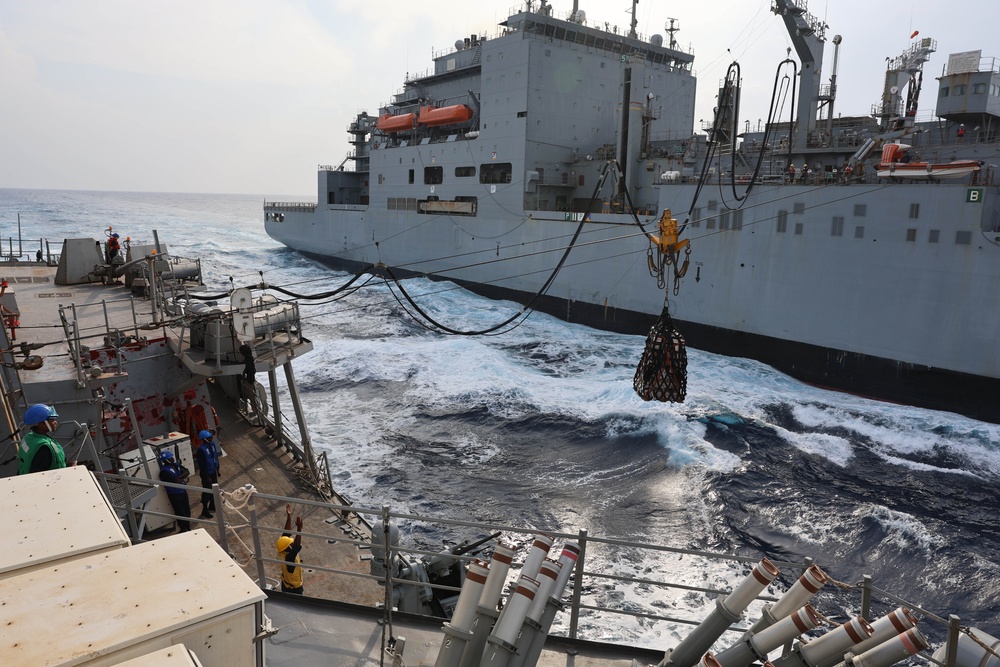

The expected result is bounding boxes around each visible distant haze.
[0,0,993,196]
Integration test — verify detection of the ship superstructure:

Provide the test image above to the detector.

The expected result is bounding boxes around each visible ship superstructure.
[265,0,1000,422]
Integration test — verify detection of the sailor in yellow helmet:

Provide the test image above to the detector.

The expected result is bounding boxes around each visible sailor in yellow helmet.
[277,502,305,593]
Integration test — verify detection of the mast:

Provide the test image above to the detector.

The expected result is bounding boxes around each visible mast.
[628,0,638,39]
[771,0,828,149]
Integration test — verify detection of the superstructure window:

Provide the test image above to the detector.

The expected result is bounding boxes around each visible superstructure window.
[733,209,743,229]
[974,83,987,94]
[956,230,972,245]
[953,84,967,96]
[854,204,867,217]
[424,166,443,184]
[480,162,513,184]
[831,216,844,237]
[777,210,788,233]
[929,229,940,243]
[906,228,917,242]
[855,225,865,239]
[455,166,476,177]
[408,169,415,184]
[793,202,805,215]
[940,86,950,97]
[690,207,701,227]
[707,200,718,211]
[794,222,803,235]
[909,203,920,219]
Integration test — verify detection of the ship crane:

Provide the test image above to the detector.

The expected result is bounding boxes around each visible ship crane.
[771,0,828,149]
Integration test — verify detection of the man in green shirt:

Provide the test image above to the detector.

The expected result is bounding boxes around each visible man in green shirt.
[18,403,70,474]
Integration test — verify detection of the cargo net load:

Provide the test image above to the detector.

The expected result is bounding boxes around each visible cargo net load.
[633,305,687,403]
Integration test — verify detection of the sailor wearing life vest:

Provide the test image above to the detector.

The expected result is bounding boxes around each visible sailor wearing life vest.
[195,429,220,519]
[18,403,71,474]
[158,450,192,532]
[277,502,305,594]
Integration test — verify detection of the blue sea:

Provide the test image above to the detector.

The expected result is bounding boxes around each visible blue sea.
[1,188,998,645]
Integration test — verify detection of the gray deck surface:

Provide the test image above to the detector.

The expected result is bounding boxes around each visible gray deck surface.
[264,593,662,667]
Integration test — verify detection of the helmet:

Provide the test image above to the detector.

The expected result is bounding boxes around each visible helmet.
[24,403,57,426]
[199,429,213,441]
[158,450,175,463]
[111,233,119,238]
[277,536,294,552]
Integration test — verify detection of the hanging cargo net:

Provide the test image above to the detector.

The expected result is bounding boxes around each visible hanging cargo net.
[633,305,687,403]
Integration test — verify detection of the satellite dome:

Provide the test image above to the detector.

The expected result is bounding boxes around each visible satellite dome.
[650,34,663,47]
[454,39,465,51]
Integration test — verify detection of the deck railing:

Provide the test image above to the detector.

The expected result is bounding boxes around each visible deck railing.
[96,471,983,666]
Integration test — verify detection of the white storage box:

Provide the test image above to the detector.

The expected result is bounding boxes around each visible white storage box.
[1,466,130,580]
[0,529,266,666]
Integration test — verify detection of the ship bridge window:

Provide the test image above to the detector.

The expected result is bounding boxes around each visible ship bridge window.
[953,84,967,96]
[974,83,987,94]
[831,216,844,237]
[481,162,513,184]
[455,166,476,177]
[956,230,972,245]
[940,86,950,97]
[424,166,443,184]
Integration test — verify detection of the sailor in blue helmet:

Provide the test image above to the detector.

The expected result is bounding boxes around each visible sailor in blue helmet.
[158,450,192,532]
[18,403,71,474]
[194,429,220,519]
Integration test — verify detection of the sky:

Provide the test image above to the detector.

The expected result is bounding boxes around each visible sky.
[0,0,995,196]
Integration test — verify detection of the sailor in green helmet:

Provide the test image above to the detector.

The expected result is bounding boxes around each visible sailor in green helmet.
[18,403,72,474]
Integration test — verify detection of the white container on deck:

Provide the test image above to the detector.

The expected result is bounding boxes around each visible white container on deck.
[0,529,267,667]
[115,645,205,666]
[0,466,130,581]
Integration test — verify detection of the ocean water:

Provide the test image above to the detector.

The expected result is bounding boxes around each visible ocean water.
[2,188,998,646]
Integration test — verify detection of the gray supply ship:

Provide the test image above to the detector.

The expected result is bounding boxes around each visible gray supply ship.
[0,225,996,665]
[264,0,1000,422]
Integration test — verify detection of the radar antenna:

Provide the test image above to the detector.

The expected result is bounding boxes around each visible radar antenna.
[665,18,680,50]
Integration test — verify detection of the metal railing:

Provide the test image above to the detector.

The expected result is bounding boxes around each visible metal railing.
[94,471,981,664]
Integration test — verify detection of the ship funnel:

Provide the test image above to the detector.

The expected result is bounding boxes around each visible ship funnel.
[658,559,780,667]
[458,543,516,667]
[749,565,828,634]
[716,605,821,667]
[841,627,928,667]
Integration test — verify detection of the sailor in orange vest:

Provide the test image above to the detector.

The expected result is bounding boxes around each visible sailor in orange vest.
[787,163,796,183]
[957,124,966,139]
[277,503,305,594]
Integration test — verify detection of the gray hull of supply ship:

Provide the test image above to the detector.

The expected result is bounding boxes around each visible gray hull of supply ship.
[265,0,1000,422]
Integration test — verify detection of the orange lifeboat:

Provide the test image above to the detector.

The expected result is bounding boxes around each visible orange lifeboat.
[377,112,417,133]
[417,104,474,127]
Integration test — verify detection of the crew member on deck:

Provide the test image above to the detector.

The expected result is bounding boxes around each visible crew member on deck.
[18,403,72,474]
[158,450,192,532]
[195,429,220,519]
[277,503,305,594]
